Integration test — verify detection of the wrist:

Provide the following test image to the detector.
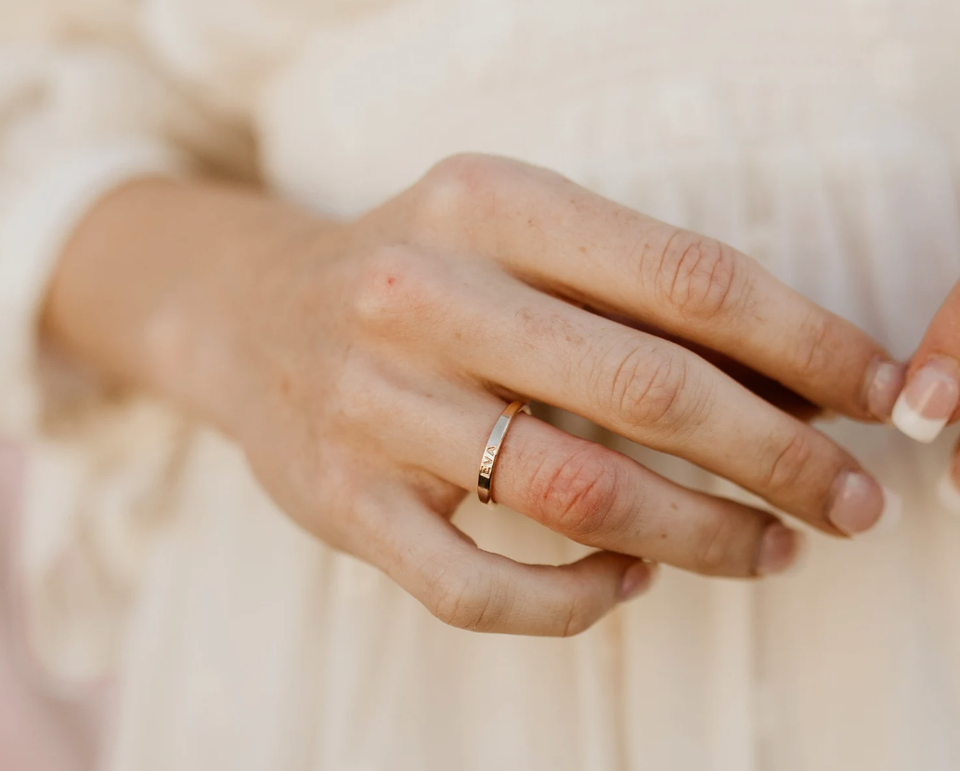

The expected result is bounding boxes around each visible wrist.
[44,177,339,436]
[140,187,341,439]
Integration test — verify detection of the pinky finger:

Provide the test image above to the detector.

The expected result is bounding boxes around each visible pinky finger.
[358,491,656,636]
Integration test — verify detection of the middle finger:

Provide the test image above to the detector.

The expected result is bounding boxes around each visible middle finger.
[439,272,898,536]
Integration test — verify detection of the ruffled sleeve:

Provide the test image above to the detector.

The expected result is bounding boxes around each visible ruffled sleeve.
[0,3,256,680]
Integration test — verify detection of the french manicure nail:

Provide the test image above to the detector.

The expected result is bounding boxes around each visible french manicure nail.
[619,561,657,601]
[937,470,960,513]
[755,523,805,576]
[892,359,960,443]
[827,471,901,536]
[866,360,906,421]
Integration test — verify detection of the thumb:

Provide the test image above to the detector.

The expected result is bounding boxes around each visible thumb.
[893,280,960,442]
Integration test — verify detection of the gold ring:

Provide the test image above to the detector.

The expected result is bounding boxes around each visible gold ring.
[478,401,531,505]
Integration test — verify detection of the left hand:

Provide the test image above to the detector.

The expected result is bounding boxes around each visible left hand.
[44,159,907,636]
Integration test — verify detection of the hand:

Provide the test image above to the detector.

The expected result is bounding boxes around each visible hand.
[890,280,960,505]
[46,154,903,636]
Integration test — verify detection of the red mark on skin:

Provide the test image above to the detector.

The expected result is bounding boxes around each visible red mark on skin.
[387,276,396,285]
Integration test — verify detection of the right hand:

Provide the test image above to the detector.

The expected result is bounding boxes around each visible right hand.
[47,154,904,637]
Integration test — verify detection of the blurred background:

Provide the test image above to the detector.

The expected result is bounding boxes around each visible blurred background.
[0,441,99,771]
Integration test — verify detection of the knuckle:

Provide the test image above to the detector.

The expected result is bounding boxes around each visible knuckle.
[428,152,508,186]
[351,245,441,328]
[560,596,596,638]
[758,427,816,495]
[652,232,740,320]
[791,310,836,381]
[530,448,622,540]
[330,351,391,428]
[606,345,690,431]
[694,513,740,575]
[412,152,512,233]
[428,564,503,632]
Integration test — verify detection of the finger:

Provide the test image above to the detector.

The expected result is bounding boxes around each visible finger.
[355,490,656,636]
[417,154,903,421]
[600,312,823,420]
[426,274,898,537]
[892,281,960,442]
[347,358,805,577]
[388,388,804,577]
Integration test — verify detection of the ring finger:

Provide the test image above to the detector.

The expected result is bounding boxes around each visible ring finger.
[370,380,803,577]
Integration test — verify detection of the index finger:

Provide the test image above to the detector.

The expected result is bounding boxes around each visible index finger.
[416,154,904,422]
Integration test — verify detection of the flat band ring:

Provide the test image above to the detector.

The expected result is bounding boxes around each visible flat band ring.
[477,400,531,505]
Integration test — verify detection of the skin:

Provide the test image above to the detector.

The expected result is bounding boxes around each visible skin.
[42,154,902,637]
[903,283,960,469]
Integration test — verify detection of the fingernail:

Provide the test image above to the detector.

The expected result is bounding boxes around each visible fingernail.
[826,471,901,536]
[865,486,902,537]
[892,358,960,443]
[619,561,657,601]
[755,523,805,576]
[865,360,906,421]
[937,469,960,513]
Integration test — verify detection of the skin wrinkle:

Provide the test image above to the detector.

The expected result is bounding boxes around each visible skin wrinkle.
[543,451,617,540]
[665,232,695,312]
[514,306,587,349]
[661,363,713,445]
[614,345,687,435]
[665,236,737,321]
[561,590,584,638]
[467,576,497,632]
[704,241,740,319]
[420,544,469,623]
[696,511,737,576]
[761,429,815,498]
[608,344,654,419]
[578,332,612,400]
[515,440,555,517]
[730,262,760,325]
[630,223,667,310]
[793,305,835,384]
[504,426,659,553]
